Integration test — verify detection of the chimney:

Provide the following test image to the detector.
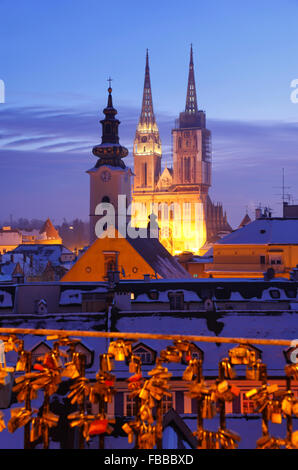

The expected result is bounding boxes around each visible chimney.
[255,208,262,219]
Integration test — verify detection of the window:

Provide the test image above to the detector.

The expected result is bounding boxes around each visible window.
[260,256,266,265]
[242,394,255,415]
[148,290,159,300]
[133,346,153,364]
[143,163,147,186]
[270,256,282,265]
[162,393,173,414]
[124,393,138,417]
[169,292,184,310]
[103,252,118,276]
[269,289,280,299]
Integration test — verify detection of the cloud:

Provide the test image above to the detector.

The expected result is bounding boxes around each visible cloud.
[0,103,297,227]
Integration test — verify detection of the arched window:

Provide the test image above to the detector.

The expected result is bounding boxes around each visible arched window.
[101,196,110,203]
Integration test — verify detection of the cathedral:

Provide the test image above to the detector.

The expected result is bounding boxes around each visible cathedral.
[132,46,232,255]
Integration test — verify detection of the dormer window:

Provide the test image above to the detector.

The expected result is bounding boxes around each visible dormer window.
[168,291,184,310]
[132,342,156,365]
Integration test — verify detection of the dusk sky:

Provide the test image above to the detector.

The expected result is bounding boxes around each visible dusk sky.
[1,0,298,228]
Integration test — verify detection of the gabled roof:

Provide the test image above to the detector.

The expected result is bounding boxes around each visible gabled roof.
[12,262,24,276]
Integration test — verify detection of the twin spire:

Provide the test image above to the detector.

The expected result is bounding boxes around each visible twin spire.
[139,45,198,126]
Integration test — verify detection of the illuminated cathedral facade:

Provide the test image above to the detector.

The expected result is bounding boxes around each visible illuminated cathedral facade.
[132,46,232,255]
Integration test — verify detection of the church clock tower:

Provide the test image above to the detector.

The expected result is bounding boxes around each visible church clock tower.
[87,85,132,244]
[133,50,162,192]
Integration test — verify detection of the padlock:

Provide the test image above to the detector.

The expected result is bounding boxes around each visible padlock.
[160,346,181,363]
[245,388,258,399]
[269,401,282,424]
[292,401,298,417]
[139,383,149,401]
[281,396,293,416]
[217,380,229,394]
[100,353,114,372]
[61,361,80,379]
[15,350,27,372]
[129,355,141,374]
[292,430,298,449]
[173,340,190,352]
[201,394,216,419]
[285,363,298,380]
[89,418,108,435]
[30,417,42,442]
[246,361,267,381]
[219,358,236,379]
[229,345,249,365]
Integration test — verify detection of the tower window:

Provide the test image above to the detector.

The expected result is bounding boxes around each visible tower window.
[103,252,119,277]
[101,196,110,203]
[143,163,147,187]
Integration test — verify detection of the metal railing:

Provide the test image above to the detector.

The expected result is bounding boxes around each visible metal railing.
[0,327,297,450]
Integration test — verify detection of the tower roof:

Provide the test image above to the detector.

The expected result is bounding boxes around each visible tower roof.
[92,86,128,168]
[239,213,252,228]
[139,50,156,125]
[40,218,60,239]
[178,45,204,129]
[185,44,198,115]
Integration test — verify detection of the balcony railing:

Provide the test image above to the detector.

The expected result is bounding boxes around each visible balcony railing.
[0,327,297,450]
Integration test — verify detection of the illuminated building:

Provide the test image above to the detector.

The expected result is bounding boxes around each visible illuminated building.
[62,87,189,282]
[132,46,231,256]
[0,218,62,254]
[205,216,298,279]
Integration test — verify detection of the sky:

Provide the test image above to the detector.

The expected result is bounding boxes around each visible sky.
[1,0,298,228]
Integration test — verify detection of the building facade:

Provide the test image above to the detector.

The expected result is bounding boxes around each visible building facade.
[205,217,298,279]
[132,47,231,256]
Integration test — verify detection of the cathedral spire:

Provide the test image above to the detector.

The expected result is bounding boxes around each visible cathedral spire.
[185,44,198,115]
[139,49,155,125]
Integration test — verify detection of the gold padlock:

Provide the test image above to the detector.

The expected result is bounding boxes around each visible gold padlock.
[217,380,229,394]
[100,353,114,372]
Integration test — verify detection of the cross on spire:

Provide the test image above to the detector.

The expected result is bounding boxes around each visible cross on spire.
[107,77,113,90]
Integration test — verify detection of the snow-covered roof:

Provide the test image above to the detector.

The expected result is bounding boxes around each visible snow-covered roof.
[216,218,298,245]
[0,245,76,280]
[0,289,13,308]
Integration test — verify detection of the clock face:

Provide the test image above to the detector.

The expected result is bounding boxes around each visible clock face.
[101,170,111,182]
